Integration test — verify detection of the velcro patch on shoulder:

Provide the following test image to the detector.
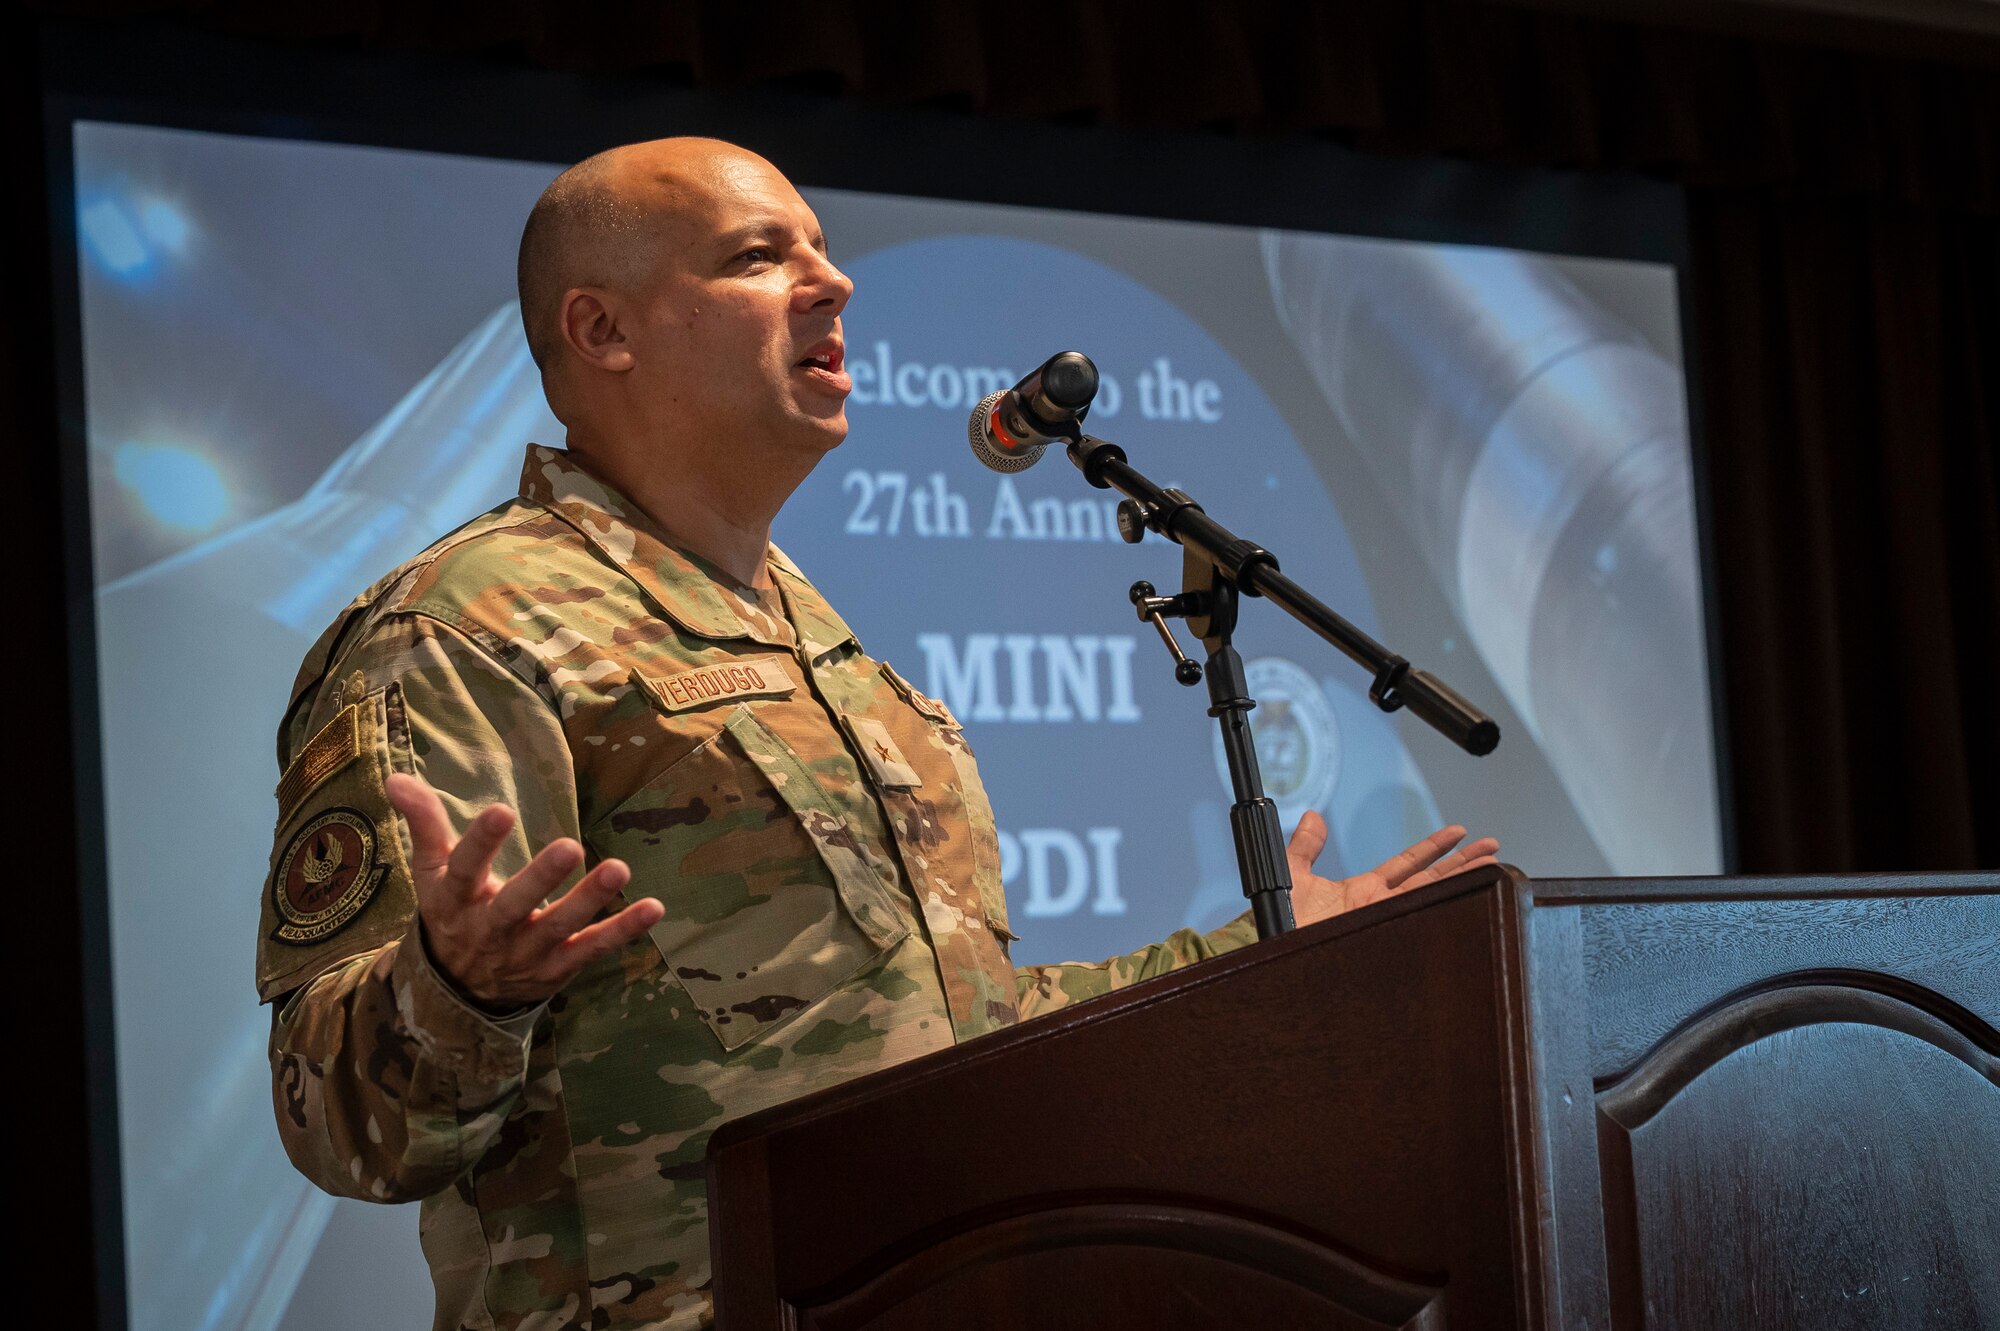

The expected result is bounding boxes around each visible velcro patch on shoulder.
[276,703,362,825]
[270,807,391,947]
[641,654,796,713]
[258,684,417,1003]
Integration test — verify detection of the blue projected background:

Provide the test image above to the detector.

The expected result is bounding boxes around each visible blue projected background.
[73,122,1720,1331]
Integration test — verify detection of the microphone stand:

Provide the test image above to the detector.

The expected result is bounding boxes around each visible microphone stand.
[1064,431,1499,941]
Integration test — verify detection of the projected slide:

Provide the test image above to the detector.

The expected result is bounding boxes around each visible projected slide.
[72,121,1720,1331]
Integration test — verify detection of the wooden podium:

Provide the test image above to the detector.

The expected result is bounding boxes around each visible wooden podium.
[707,868,2000,1329]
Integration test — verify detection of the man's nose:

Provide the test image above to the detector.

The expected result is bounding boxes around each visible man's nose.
[793,252,854,314]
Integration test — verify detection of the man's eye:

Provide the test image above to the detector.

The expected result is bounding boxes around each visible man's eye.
[738,246,776,265]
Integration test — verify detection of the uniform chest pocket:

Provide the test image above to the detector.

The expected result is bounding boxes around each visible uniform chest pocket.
[586,704,911,1050]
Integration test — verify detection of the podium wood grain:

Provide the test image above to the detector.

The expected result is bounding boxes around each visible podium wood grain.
[708,868,2000,1329]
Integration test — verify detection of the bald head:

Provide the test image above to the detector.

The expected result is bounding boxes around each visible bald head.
[512,136,853,501]
[515,137,780,372]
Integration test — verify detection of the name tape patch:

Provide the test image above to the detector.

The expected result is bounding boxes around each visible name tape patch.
[276,703,362,825]
[645,654,796,713]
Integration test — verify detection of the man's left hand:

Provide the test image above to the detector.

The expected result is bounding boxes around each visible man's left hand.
[1286,813,1501,928]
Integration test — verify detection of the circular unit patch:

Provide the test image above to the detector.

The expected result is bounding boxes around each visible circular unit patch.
[271,807,387,946]
[1213,657,1342,823]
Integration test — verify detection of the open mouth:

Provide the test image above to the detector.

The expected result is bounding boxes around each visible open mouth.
[794,342,850,398]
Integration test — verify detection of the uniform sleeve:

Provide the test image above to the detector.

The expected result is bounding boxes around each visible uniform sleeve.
[1013,911,1261,1020]
[266,613,580,1203]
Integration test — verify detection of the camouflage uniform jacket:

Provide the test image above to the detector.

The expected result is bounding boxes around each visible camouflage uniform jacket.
[260,444,1257,1331]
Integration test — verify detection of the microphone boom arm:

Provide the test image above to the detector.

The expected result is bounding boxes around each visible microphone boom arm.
[1064,431,1499,941]
[1067,433,1500,757]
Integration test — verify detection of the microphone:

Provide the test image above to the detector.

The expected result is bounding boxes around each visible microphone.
[967,351,1099,472]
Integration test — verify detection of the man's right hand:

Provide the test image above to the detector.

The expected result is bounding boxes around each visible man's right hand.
[386,772,666,1010]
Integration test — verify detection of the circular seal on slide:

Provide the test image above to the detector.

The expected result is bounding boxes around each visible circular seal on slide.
[1214,657,1342,822]
[271,807,384,945]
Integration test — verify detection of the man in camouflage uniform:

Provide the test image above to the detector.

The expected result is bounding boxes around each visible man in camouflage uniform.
[259,138,1498,1331]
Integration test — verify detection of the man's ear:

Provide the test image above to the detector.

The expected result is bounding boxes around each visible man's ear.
[559,287,636,374]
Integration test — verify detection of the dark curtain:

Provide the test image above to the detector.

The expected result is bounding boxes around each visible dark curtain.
[1693,199,2000,870]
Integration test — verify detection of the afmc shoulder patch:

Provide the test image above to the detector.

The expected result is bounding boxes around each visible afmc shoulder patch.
[258,681,418,1003]
[271,806,390,946]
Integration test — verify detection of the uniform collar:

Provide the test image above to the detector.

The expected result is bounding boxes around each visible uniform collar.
[519,444,857,655]
[768,544,864,660]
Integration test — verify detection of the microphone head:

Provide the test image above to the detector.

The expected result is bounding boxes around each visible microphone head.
[967,390,1046,473]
